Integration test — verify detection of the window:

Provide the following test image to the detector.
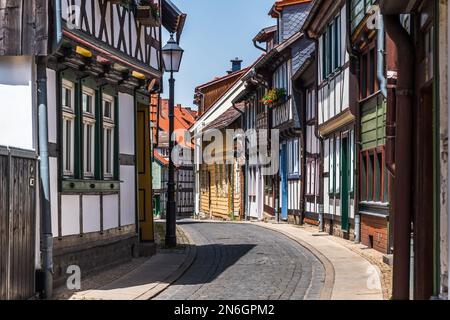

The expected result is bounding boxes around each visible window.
[288,138,300,176]
[62,80,75,177]
[273,62,289,92]
[256,86,266,115]
[306,88,316,121]
[82,87,96,178]
[322,14,342,79]
[60,75,119,184]
[360,148,389,203]
[103,94,115,179]
[360,45,378,99]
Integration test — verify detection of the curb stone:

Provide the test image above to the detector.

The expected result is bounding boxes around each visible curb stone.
[136,225,198,300]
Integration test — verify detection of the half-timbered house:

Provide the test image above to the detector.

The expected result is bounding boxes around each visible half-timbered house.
[192,60,250,220]
[302,0,357,240]
[0,0,186,299]
[349,0,391,254]
[232,53,273,221]
[252,0,313,223]
[192,62,249,218]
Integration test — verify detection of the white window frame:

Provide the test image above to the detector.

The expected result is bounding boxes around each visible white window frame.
[102,93,115,179]
[62,79,75,177]
[82,86,96,178]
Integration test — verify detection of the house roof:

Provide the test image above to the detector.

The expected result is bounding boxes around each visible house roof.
[254,31,304,73]
[194,68,249,91]
[154,150,169,166]
[253,25,277,43]
[204,103,245,131]
[269,0,313,17]
[162,0,187,41]
[158,100,197,149]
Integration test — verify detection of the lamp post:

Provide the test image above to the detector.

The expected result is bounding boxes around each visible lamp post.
[162,34,184,248]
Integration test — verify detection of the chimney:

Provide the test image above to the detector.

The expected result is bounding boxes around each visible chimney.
[228,57,242,74]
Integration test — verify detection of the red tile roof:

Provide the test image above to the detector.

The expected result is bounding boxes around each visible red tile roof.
[154,150,169,166]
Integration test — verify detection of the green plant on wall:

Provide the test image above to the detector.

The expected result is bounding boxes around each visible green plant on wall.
[138,0,160,19]
[262,88,287,106]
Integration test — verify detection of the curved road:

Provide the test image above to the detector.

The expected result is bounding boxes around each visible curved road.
[154,221,325,300]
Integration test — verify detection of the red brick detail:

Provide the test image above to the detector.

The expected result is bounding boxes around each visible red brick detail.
[361,214,389,254]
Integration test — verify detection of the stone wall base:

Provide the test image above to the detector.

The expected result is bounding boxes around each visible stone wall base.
[324,218,355,241]
[53,230,139,288]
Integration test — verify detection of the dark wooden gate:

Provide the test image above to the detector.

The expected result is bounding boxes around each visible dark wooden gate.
[0,146,37,300]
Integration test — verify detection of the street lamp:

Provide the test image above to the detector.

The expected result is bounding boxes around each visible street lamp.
[162,34,184,248]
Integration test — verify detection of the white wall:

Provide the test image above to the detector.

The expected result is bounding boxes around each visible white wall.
[83,196,101,233]
[47,69,58,143]
[119,93,135,155]
[61,195,80,236]
[120,166,136,226]
[0,56,35,150]
[103,194,119,231]
[119,92,136,227]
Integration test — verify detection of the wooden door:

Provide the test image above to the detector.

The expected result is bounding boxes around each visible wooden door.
[0,147,36,300]
[137,104,153,242]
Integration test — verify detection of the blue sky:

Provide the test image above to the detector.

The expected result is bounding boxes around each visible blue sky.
[161,0,275,109]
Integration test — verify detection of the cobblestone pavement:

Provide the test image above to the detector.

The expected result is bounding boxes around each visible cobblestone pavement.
[153,221,325,300]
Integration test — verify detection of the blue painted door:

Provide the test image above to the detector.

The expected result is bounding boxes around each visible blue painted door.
[281,144,288,220]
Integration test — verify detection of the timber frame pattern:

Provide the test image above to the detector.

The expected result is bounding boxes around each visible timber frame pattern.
[61,0,162,78]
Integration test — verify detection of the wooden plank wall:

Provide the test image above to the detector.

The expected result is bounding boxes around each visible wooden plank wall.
[0,0,48,55]
[0,151,36,300]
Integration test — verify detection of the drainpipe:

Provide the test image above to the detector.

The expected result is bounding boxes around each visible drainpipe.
[52,0,63,53]
[232,103,245,219]
[36,56,53,299]
[346,0,362,242]
[448,0,450,299]
[377,11,388,98]
[384,14,415,300]
[253,40,267,53]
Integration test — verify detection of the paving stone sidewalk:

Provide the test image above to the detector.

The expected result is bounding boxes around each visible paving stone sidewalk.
[251,221,385,300]
[54,225,196,300]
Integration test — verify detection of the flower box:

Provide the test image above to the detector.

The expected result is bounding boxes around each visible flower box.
[136,2,161,27]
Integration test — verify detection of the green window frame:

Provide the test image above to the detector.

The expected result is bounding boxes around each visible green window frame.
[322,14,342,80]
[59,71,120,193]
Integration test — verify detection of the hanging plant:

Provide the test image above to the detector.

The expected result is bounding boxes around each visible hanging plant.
[135,0,161,26]
[262,88,287,106]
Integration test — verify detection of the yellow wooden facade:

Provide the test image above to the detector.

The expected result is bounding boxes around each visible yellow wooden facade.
[198,130,243,220]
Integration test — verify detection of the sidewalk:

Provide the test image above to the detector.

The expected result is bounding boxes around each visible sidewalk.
[54,225,197,300]
[251,221,385,300]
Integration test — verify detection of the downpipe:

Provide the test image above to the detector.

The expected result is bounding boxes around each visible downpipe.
[377,10,388,99]
[384,14,415,300]
[346,0,362,243]
[36,56,53,299]
[447,0,450,300]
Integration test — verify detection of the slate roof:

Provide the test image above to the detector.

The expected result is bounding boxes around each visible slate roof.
[204,103,246,131]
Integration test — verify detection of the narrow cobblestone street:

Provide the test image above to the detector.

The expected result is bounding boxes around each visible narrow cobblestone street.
[154,221,326,300]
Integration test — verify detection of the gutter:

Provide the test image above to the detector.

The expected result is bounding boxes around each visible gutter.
[253,39,267,53]
[51,0,63,54]
[376,10,388,98]
[36,57,53,299]
[448,0,450,300]
[384,14,415,300]
[346,0,362,243]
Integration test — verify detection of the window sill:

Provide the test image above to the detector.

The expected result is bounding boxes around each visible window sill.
[62,179,121,194]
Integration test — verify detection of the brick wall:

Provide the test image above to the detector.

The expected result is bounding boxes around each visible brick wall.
[361,214,389,254]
